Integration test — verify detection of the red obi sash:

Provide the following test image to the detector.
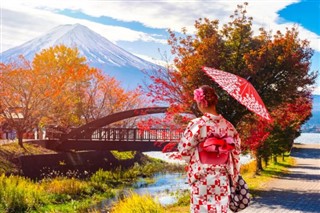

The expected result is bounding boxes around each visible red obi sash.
[198,137,235,165]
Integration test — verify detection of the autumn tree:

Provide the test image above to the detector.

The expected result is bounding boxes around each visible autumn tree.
[78,71,144,128]
[264,95,312,162]
[32,45,144,129]
[0,45,92,146]
[145,3,317,155]
[237,116,270,172]
[239,94,312,172]
[31,45,91,129]
[0,56,53,147]
[0,45,144,147]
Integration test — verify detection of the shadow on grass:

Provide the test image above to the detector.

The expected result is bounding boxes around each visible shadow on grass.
[261,166,320,181]
[260,170,285,177]
[256,161,292,178]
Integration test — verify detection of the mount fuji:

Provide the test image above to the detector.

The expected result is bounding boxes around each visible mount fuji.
[0,24,161,89]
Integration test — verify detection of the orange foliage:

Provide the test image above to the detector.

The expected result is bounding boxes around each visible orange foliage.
[0,45,143,145]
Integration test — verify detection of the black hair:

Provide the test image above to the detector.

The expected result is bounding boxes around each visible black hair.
[200,85,218,107]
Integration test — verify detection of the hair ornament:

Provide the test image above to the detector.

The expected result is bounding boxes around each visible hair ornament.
[194,88,208,107]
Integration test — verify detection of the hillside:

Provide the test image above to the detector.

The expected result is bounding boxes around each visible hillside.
[302,95,320,132]
[0,24,161,89]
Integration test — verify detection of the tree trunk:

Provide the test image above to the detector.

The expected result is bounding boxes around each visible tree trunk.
[263,156,269,167]
[282,153,285,161]
[255,151,263,175]
[257,156,263,172]
[17,131,25,148]
[273,155,278,164]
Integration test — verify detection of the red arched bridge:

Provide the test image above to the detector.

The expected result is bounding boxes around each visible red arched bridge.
[44,107,183,152]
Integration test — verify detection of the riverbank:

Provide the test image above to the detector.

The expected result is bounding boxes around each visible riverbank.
[2,134,318,212]
[109,149,297,213]
[0,141,56,174]
[108,153,296,213]
[0,142,185,212]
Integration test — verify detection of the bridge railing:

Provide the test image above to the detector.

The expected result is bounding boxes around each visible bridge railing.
[91,128,183,142]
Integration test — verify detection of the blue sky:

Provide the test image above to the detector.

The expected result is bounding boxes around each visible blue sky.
[1,0,319,93]
[278,0,319,34]
[278,0,320,84]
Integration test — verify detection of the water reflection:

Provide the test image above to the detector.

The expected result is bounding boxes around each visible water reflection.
[91,172,188,212]
[143,151,254,165]
[134,173,188,205]
[93,151,256,210]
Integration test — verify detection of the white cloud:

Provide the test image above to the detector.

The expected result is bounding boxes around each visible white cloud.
[132,53,169,67]
[1,0,318,94]
[0,1,167,52]
[313,87,320,95]
[1,0,319,53]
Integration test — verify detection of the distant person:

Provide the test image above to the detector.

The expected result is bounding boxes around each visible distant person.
[178,85,241,213]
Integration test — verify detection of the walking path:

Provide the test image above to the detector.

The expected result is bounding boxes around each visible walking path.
[242,143,320,213]
[0,139,16,145]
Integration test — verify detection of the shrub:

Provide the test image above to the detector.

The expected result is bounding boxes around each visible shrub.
[90,169,123,188]
[111,151,136,160]
[0,174,49,212]
[172,190,190,207]
[240,160,256,175]
[111,192,164,213]
[42,177,93,200]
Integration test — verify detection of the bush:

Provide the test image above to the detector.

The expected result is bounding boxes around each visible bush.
[172,190,190,207]
[240,160,256,175]
[111,151,136,160]
[111,192,164,213]
[89,165,141,188]
[90,169,125,188]
[0,174,49,212]
[42,177,93,200]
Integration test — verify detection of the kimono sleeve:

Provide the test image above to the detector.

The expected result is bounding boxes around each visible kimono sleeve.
[178,119,200,163]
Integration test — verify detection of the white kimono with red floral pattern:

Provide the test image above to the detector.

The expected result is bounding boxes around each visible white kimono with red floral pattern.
[178,113,241,213]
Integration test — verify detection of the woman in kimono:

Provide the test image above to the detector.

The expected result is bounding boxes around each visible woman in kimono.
[178,85,241,213]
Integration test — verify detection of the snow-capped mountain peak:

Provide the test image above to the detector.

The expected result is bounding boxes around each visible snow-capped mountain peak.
[1,24,160,88]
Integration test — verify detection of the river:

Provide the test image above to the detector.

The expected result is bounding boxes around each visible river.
[294,132,320,144]
[91,172,188,212]
[91,152,254,211]
[143,152,254,165]
[95,133,320,211]
[134,172,188,205]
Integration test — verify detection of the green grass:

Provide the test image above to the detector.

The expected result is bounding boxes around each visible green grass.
[33,192,113,213]
[0,141,56,174]
[0,142,186,212]
[110,151,136,160]
[0,174,50,213]
[0,172,116,212]
[110,192,164,213]
[1,142,295,213]
[241,155,295,191]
